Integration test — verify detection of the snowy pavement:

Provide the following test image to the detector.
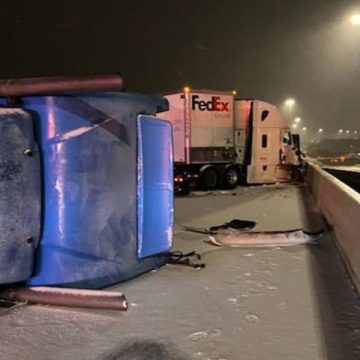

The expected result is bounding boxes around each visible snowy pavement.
[1,184,360,360]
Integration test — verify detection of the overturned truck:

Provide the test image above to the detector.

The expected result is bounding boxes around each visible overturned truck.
[0,75,173,289]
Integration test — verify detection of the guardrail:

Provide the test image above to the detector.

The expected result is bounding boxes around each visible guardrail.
[307,162,360,295]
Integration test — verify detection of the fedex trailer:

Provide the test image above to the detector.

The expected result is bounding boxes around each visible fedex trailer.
[160,89,301,193]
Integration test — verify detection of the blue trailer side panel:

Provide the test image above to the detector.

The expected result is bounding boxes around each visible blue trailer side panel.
[137,116,173,258]
[0,109,41,284]
[22,93,171,288]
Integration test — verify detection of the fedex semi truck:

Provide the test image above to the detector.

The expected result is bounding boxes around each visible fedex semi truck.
[160,88,302,193]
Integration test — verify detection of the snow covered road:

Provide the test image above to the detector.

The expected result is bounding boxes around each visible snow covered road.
[0,184,359,360]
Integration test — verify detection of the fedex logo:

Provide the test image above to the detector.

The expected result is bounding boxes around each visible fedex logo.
[191,95,229,112]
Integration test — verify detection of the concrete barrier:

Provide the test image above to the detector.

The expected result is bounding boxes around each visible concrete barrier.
[307,162,360,294]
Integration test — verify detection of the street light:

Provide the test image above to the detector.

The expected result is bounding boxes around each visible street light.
[294,117,301,123]
[318,128,324,133]
[350,14,360,25]
[302,127,307,131]
[285,98,295,107]
[284,98,295,120]
[346,130,350,134]
[292,123,298,129]
[338,129,344,133]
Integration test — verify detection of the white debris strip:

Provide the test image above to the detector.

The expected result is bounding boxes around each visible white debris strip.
[0,184,360,360]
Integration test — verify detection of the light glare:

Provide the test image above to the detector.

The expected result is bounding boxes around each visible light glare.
[285,98,295,106]
[351,14,360,25]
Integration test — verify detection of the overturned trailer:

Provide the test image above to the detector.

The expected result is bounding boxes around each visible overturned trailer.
[0,75,173,289]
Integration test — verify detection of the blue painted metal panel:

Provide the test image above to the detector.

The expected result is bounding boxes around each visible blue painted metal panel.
[0,108,41,284]
[18,93,172,288]
[137,115,173,258]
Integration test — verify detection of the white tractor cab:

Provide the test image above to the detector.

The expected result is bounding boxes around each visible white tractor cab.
[159,88,302,193]
[236,99,302,184]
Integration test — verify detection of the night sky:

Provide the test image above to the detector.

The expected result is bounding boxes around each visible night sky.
[1,0,360,138]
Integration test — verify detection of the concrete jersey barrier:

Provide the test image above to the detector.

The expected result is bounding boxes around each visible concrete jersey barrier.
[307,162,360,294]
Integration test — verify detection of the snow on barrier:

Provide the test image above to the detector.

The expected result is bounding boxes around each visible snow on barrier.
[307,162,360,294]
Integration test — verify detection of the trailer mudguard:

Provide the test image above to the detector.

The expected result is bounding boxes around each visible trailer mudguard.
[22,93,172,289]
[0,108,41,284]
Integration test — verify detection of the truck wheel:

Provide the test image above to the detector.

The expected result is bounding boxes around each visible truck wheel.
[221,165,239,189]
[200,166,218,190]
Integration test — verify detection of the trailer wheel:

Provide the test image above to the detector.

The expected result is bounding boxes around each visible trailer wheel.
[200,166,218,190]
[221,165,239,189]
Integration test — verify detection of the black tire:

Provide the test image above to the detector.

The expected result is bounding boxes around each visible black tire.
[200,166,218,190]
[221,165,239,189]
[290,166,303,183]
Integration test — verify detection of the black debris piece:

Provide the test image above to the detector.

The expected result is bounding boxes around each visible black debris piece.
[168,251,206,269]
[209,219,257,232]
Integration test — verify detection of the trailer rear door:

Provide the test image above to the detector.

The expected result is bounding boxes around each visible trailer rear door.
[160,94,186,163]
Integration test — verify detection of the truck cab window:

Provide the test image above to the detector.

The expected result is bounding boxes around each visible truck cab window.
[261,110,269,121]
[262,134,268,148]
